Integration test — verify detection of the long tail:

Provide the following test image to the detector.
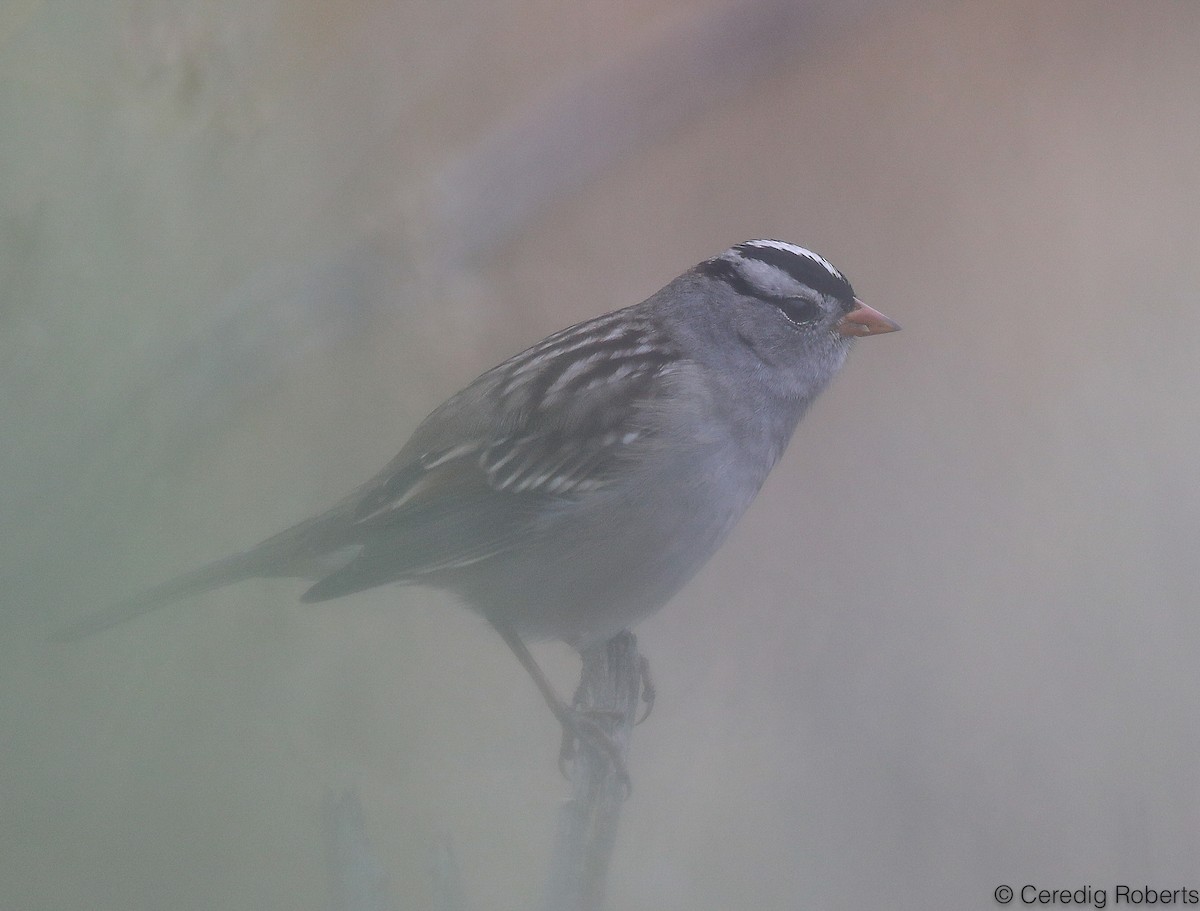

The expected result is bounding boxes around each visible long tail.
[50,551,261,641]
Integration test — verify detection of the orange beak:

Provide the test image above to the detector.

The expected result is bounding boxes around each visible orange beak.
[836,298,901,338]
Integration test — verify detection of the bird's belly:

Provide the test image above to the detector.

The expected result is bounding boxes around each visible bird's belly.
[451,446,768,647]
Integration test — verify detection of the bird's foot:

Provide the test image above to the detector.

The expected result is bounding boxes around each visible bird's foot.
[568,651,653,725]
[556,702,631,795]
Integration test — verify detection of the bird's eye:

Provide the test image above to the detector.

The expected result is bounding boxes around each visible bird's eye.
[776,296,821,326]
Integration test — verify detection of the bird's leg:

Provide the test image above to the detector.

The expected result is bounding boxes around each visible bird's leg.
[490,622,631,792]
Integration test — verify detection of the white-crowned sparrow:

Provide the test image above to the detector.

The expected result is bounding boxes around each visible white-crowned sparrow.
[57,240,898,761]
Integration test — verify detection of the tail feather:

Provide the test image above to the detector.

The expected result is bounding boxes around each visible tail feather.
[51,552,260,641]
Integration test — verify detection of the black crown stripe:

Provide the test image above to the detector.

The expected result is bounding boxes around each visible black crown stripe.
[697,257,769,301]
[732,243,855,305]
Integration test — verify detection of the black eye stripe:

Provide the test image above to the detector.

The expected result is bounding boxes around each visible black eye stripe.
[696,257,762,299]
[732,243,855,305]
[697,259,827,325]
[696,248,857,318]
[776,297,821,325]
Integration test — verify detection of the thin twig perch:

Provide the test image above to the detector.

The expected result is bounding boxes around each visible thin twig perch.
[541,631,642,911]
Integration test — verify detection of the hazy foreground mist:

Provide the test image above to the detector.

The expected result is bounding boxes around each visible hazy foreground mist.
[4,2,1200,908]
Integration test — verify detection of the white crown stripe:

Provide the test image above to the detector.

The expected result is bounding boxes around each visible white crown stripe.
[739,239,846,282]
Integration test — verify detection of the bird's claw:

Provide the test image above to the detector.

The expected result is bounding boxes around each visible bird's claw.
[556,705,632,796]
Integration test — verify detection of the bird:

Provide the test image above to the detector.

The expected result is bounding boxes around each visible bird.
[55,239,899,776]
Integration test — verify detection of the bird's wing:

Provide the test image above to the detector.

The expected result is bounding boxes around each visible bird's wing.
[298,338,684,602]
[54,313,689,637]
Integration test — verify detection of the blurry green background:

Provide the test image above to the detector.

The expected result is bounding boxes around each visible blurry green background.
[4,1,1200,908]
